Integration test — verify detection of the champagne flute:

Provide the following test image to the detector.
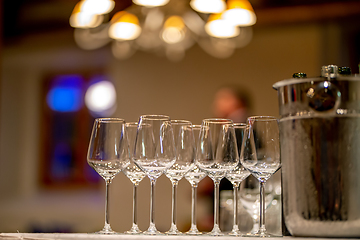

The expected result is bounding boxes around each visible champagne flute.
[123,122,147,234]
[195,118,239,236]
[240,116,281,237]
[225,123,250,236]
[185,125,206,235]
[133,115,176,235]
[87,118,130,234]
[165,120,195,235]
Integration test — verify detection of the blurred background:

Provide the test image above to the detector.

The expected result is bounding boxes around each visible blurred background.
[1,0,360,234]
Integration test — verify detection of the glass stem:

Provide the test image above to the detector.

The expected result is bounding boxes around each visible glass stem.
[104,179,112,230]
[149,178,156,229]
[132,183,138,226]
[251,216,260,234]
[171,181,178,228]
[233,184,239,230]
[191,184,198,228]
[259,181,266,233]
[214,180,220,228]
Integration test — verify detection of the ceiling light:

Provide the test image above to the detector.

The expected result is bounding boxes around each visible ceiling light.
[190,0,226,14]
[70,0,255,60]
[205,14,240,38]
[222,0,257,26]
[81,0,115,15]
[109,11,142,40]
[69,2,103,28]
[133,0,170,7]
[162,16,186,44]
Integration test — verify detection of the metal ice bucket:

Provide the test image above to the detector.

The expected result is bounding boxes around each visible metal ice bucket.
[273,65,360,237]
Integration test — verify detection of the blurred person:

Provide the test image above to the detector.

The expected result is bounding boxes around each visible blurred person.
[197,85,252,232]
[212,85,252,123]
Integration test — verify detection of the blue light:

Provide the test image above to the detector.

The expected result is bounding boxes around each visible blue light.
[46,75,85,112]
[51,142,72,180]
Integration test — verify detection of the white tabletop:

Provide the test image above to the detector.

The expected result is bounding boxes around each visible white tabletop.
[0,233,356,240]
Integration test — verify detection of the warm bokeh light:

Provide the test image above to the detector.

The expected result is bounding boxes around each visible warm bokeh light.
[69,1,104,28]
[133,0,170,7]
[205,14,240,38]
[70,12,103,28]
[162,28,184,44]
[190,0,226,13]
[222,0,256,26]
[85,81,116,114]
[81,0,115,15]
[222,9,256,26]
[109,11,142,40]
[162,16,185,44]
[109,22,142,40]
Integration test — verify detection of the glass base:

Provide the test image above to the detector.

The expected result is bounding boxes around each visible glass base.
[143,230,162,235]
[94,230,118,235]
[94,224,118,234]
[246,230,282,237]
[165,224,182,235]
[124,224,142,234]
[206,224,224,236]
[185,225,202,235]
[228,226,244,236]
[143,223,163,235]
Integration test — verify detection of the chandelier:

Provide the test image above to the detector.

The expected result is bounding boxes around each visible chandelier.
[70,0,256,61]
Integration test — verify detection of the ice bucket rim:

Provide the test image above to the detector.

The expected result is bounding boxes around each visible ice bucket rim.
[273,76,360,90]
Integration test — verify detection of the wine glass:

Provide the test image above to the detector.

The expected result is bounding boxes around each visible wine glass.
[87,118,130,234]
[165,120,195,235]
[195,118,239,236]
[225,123,251,236]
[122,122,147,234]
[133,115,176,235]
[185,125,206,235]
[240,116,281,237]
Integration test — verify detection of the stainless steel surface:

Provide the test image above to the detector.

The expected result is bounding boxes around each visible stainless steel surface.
[321,65,338,78]
[273,65,360,237]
